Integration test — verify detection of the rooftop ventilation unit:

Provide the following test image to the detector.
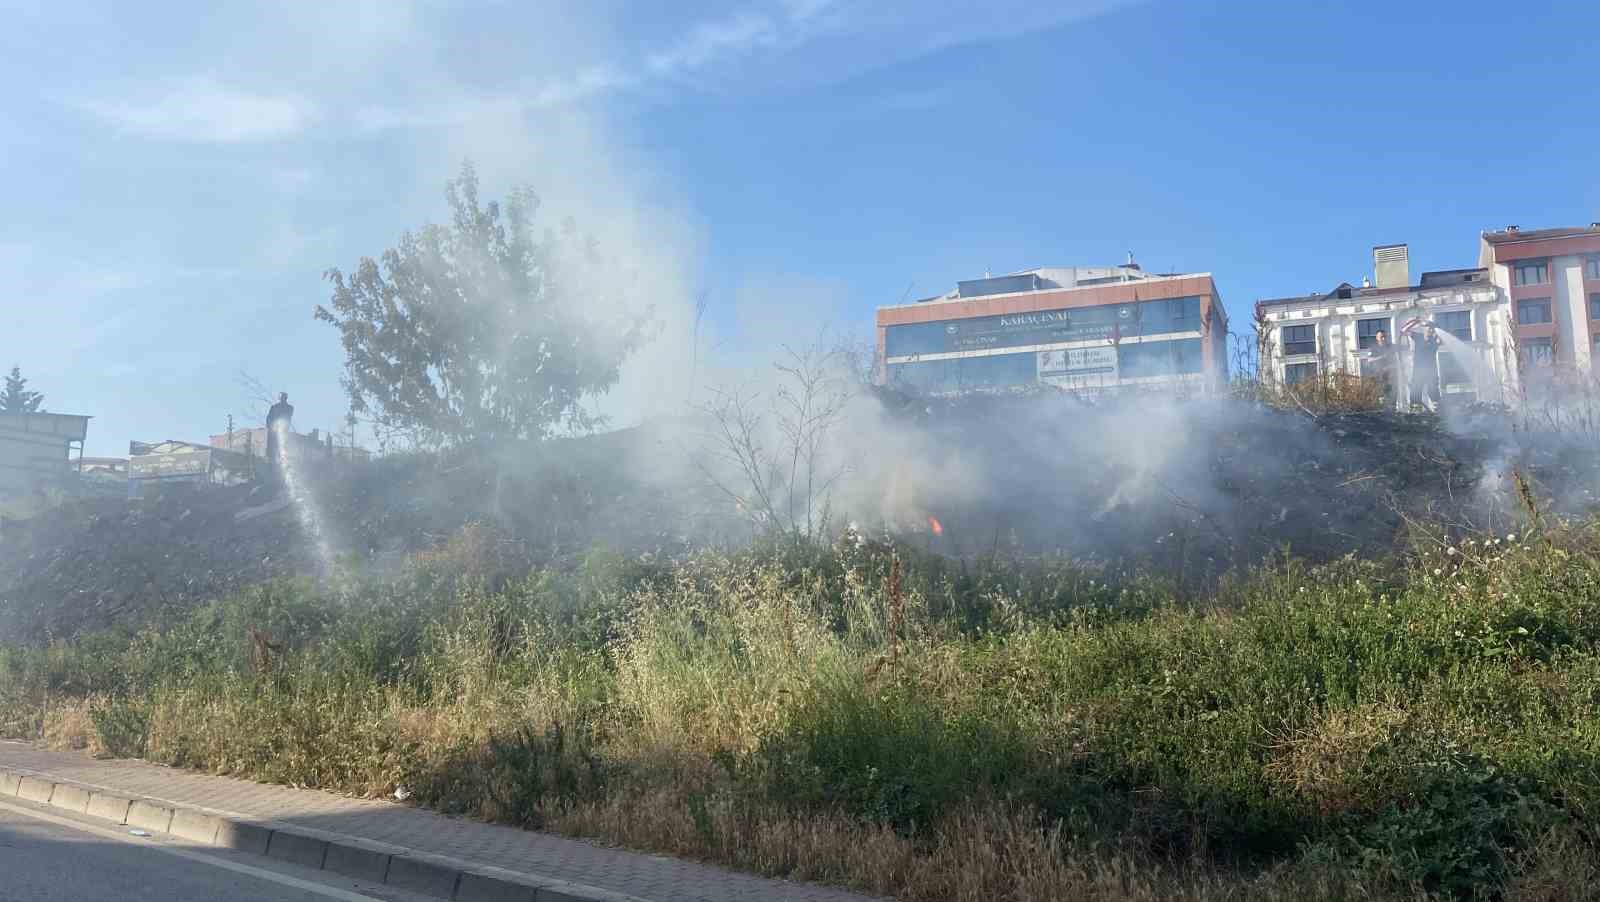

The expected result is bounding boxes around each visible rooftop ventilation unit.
[1373,244,1410,290]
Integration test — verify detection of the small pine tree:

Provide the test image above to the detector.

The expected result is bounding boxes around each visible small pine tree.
[1,365,44,413]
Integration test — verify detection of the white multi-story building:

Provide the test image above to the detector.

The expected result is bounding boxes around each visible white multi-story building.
[1257,243,1515,407]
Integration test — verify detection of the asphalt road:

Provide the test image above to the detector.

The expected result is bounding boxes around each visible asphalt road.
[0,800,433,902]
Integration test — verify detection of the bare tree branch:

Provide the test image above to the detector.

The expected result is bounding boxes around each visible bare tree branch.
[694,332,856,543]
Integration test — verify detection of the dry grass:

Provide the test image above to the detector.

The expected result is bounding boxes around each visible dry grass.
[610,565,855,758]
[40,696,106,757]
[1503,824,1600,902]
[1236,369,1384,415]
[556,791,1437,902]
[1264,703,1410,817]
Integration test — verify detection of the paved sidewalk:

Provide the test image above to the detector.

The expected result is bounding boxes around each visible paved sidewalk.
[0,741,877,902]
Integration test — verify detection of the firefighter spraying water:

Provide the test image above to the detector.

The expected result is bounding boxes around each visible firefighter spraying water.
[259,390,337,573]
[1402,319,1443,412]
[266,392,294,479]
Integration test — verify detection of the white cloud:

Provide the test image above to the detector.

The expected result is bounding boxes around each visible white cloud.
[257,221,338,269]
[528,64,639,107]
[624,1,1141,102]
[645,12,779,76]
[84,76,310,143]
[64,3,1137,146]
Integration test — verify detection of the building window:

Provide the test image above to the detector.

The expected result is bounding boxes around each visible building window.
[1589,294,1600,320]
[1521,338,1554,367]
[1516,298,1553,324]
[887,352,1042,395]
[1136,296,1201,335]
[1514,260,1549,286]
[1281,324,1316,356]
[1434,310,1472,342]
[1119,338,1204,378]
[1588,256,1600,280]
[1284,362,1317,385]
[1356,317,1391,350]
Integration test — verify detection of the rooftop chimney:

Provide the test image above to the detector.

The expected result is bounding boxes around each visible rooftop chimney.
[1373,244,1410,290]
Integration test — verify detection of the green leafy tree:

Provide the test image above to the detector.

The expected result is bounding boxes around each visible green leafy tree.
[316,162,651,447]
[1,365,44,413]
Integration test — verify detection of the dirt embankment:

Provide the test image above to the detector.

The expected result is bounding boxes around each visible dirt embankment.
[873,392,1599,571]
[0,425,697,641]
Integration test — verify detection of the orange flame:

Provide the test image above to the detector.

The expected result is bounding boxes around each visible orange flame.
[927,516,943,536]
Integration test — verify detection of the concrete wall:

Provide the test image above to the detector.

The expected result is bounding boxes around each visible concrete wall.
[0,413,88,497]
[1556,255,1592,371]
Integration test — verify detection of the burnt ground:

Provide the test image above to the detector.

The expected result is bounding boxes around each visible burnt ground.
[2,398,1598,641]
[875,392,1600,579]
[0,425,706,641]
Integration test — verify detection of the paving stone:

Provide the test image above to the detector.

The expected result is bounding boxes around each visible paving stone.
[127,800,175,833]
[170,808,221,844]
[17,776,55,803]
[47,782,91,813]
[215,819,273,855]
[456,869,539,902]
[323,838,393,883]
[266,829,329,869]
[86,792,133,824]
[386,853,460,898]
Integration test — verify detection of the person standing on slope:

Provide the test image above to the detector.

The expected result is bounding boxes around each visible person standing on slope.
[1366,329,1397,411]
[1407,322,1442,411]
[265,392,294,475]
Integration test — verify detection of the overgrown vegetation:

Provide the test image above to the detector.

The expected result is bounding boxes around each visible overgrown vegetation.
[1237,368,1385,414]
[5,513,1600,901]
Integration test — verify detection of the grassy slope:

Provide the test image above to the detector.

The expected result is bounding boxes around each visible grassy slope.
[4,525,1600,900]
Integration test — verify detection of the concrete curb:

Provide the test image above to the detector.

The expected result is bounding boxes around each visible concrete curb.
[0,764,650,902]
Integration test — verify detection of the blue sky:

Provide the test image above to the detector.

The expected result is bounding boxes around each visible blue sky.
[4,0,1597,456]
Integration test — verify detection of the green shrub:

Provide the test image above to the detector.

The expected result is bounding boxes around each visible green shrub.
[755,682,1030,833]
[88,696,149,758]
[1339,747,1564,898]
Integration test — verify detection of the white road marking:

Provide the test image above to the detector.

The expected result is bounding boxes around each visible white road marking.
[0,797,387,902]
